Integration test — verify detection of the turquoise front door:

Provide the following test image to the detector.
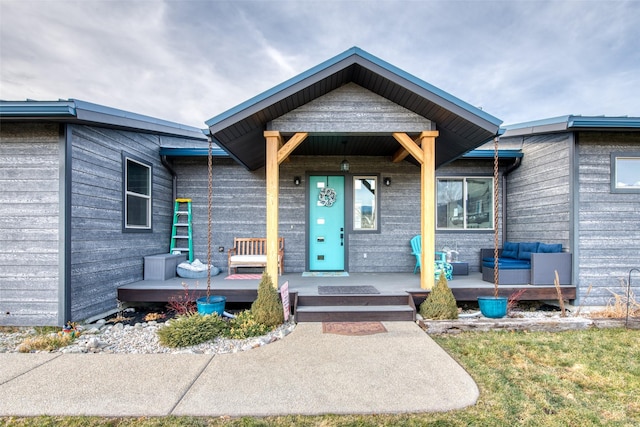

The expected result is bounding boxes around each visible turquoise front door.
[309,175,345,271]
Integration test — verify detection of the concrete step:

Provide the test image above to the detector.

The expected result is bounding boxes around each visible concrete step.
[296,294,410,306]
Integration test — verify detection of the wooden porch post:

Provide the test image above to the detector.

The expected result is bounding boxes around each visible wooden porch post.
[264,131,308,286]
[419,131,438,290]
[392,131,439,290]
[264,131,282,285]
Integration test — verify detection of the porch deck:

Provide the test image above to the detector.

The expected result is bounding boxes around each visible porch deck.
[117,272,576,305]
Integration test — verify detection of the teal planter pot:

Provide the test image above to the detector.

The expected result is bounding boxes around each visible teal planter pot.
[197,296,226,316]
[478,296,508,318]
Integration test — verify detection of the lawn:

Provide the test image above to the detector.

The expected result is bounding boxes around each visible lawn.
[2,328,638,426]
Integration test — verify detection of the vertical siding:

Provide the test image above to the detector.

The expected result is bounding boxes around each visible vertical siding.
[69,125,176,320]
[0,123,61,326]
[577,132,640,306]
[505,134,572,248]
[173,156,500,274]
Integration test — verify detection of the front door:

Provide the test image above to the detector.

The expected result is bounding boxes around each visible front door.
[309,175,345,271]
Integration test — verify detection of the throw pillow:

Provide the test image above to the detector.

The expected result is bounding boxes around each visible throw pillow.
[518,242,540,260]
[501,241,519,259]
[538,243,562,253]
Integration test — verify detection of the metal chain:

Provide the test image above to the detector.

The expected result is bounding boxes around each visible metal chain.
[493,136,500,296]
[206,136,213,299]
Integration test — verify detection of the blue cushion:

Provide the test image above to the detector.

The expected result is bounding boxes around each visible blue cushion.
[501,241,519,259]
[538,243,562,253]
[483,259,531,269]
[518,242,540,260]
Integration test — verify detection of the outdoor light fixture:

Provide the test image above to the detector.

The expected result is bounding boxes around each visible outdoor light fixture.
[384,177,391,186]
[340,141,350,172]
[294,176,301,186]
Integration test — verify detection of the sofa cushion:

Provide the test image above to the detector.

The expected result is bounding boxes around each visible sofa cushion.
[518,242,540,260]
[501,241,519,259]
[483,259,531,269]
[538,243,562,253]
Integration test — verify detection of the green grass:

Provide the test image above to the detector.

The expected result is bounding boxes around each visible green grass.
[2,328,638,426]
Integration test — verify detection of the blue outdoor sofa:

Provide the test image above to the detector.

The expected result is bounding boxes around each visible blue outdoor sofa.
[481,241,572,286]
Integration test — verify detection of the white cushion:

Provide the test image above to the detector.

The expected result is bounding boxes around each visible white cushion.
[230,255,267,263]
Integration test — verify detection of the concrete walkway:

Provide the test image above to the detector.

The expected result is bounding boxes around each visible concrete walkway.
[0,322,478,417]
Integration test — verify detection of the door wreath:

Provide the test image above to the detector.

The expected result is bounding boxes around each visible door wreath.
[318,187,337,207]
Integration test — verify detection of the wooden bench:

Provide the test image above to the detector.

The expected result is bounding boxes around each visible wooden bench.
[227,237,284,276]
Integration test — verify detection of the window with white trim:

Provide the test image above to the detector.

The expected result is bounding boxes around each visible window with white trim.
[123,155,152,230]
[437,177,494,230]
[611,153,640,192]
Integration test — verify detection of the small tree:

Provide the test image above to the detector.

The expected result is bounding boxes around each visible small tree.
[251,272,284,327]
[419,272,459,320]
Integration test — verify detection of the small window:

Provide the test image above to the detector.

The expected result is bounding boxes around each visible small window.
[437,177,494,230]
[611,153,640,193]
[353,176,378,231]
[123,154,152,230]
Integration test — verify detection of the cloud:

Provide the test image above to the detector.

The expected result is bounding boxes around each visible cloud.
[1,0,639,127]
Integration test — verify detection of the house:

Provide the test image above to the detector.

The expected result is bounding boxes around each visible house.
[2,47,638,326]
[498,116,640,306]
[0,100,208,326]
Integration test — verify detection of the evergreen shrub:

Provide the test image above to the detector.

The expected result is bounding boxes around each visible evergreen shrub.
[419,272,459,320]
[251,272,284,327]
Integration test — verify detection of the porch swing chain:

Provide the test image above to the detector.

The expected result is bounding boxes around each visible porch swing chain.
[493,136,500,296]
[206,135,213,299]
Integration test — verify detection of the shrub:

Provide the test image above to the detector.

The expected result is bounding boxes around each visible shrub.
[157,313,229,348]
[227,310,271,339]
[251,272,284,327]
[419,273,459,320]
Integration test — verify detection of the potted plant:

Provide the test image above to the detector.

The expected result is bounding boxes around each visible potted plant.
[197,137,226,316]
[478,136,507,318]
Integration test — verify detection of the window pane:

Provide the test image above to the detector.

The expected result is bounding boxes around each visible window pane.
[127,160,150,195]
[127,195,149,227]
[615,158,640,189]
[437,179,463,229]
[466,178,493,229]
[354,177,377,230]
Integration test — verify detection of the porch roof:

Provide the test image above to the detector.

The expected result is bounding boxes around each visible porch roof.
[206,47,502,171]
[501,115,640,137]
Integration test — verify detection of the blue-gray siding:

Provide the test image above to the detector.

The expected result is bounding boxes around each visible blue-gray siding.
[576,132,640,306]
[0,123,62,326]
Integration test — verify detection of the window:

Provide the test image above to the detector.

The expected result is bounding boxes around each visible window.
[353,176,378,231]
[123,154,152,230]
[611,153,640,193]
[437,177,493,230]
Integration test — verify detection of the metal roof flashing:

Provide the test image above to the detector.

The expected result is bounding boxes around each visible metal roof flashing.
[502,115,640,137]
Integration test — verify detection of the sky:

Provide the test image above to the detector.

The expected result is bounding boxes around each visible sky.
[1,0,639,128]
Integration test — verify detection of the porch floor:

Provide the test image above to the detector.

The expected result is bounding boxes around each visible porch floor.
[117,272,576,304]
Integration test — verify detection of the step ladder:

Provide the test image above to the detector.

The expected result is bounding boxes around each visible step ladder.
[170,198,193,262]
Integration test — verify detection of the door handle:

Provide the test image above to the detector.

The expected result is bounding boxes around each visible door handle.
[340,233,344,246]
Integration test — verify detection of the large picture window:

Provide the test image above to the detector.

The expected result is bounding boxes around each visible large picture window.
[353,176,378,231]
[437,177,493,230]
[123,154,152,231]
[611,153,640,193]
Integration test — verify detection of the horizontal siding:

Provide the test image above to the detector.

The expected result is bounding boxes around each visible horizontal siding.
[505,134,572,247]
[577,132,640,306]
[173,156,500,275]
[271,83,433,133]
[0,122,61,326]
[69,125,177,321]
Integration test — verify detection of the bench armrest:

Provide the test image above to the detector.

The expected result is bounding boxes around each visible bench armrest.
[531,252,572,285]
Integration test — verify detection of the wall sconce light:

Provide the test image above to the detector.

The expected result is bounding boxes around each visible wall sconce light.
[293,176,301,186]
[340,141,350,172]
[384,177,391,186]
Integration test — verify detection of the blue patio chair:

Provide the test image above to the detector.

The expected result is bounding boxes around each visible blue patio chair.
[410,235,453,280]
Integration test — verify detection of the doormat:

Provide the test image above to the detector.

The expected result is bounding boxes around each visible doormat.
[318,285,379,295]
[302,272,349,277]
[225,274,263,280]
[322,322,387,336]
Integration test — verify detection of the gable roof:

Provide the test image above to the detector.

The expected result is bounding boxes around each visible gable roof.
[206,47,502,170]
[502,115,640,137]
[0,99,208,141]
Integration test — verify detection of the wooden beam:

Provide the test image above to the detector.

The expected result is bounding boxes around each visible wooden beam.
[277,132,308,164]
[418,131,438,290]
[392,132,425,164]
[265,131,281,286]
[391,135,422,163]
